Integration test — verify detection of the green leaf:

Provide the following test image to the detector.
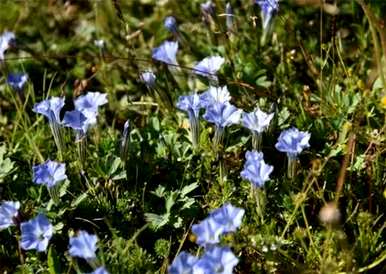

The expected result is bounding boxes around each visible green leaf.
[180,182,199,197]
[47,246,61,274]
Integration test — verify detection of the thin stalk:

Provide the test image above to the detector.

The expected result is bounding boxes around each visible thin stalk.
[287,156,297,179]
[252,131,262,151]
[188,112,200,148]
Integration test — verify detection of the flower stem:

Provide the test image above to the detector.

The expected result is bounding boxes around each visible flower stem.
[49,121,64,160]
[189,113,200,148]
[76,131,87,171]
[287,156,297,179]
[252,131,262,151]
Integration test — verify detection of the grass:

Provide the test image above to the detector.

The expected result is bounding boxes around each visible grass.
[0,0,385,273]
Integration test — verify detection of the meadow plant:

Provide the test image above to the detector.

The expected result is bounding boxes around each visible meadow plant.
[193,55,225,83]
[164,16,178,34]
[69,230,98,259]
[20,214,53,252]
[242,108,274,150]
[7,73,28,91]
[152,40,179,67]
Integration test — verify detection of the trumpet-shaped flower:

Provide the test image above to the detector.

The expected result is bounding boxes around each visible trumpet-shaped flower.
[242,108,274,134]
[193,246,238,274]
[74,92,107,125]
[241,151,273,187]
[63,110,89,134]
[199,86,231,107]
[192,217,224,247]
[33,160,67,188]
[203,102,242,129]
[0,201,20,230]
[255,0,279,30]
[20,214,53,252]
[193,56,224,79]
[176,94,202,118]
[33,97,65,124]
[164,16,178,33]
[0,31,15,60]
[69,230,98,259]
[7,73,28,91]
[209,203,245,233]
[275,127,311,158]
[245,150,264,162]
[140,71,156,88]
[152,40,179,66]
[168,251,198,274]
[90,267,109,274]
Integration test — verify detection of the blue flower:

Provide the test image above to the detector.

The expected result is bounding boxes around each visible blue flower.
[193,246,238,274]
[74,92,108,125]
[255,0,279,30]
[63,110,89,134]
[140,71,156,88]
[168,251,198,274]
[176,93,202,118]
[199,86,231,108]
[0,31,15,60]
[20,214,53,252]
[242,108,274,134]
[209,203,245,233]
[164,16,178,33]
[201,1,215,16]
[275,127,311,158]
[241,151,273,187]
[33,97,65,124]
[90,267,109,274]
[203,102,242,129]
[193,56,224,79]
[192,217,224,247]
[0,201,20,230]
[7,73,28,91]
[69,230,98,259]
[33,160,67,188]
[152,41,179,66]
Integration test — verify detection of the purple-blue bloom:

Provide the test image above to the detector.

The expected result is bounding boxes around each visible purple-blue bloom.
[192,217,224,247]
[140,71,156,88]
[164,16,178,33]
[7,73,28,91]
[69,230,98,259]
[90,266,109,274]
[193,56,224,79]
[193,246,238,274]
[176,94,202,118]
[242,108,274,134]
[62,110,89,134]
[209,203,245,233]
[275,127,311,158]
[33,160,67,188]
[152,40,179,66]
[199,86,231,108]
[0,201,20,230]
[255,0,279,30]
[203,102,242,129]
[201,0,215,16]
[0,31,15,60]
[168,251,198,274]
[20,214,53,252]
[33,97,65,124]
[241,151,273,187]
[74,92,108,125]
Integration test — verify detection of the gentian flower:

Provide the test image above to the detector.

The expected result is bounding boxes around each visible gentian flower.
[140,71,156,88]
[120,120,130,162]
[193,56,224,81]
[203,102,241,129]
[199,86,231,107]
[0,201,20,230]
[241,151,273,187]
[225,3,233,31]
[7,73,28,91]
[201,1,215,24]
[164,16,178,33]
[242,108,274,150]
[192,217,224,247]
[90,267,109,274]
[152,40,179,66]
[177,93,203,147]
[193,246,238,274]
[255,0,279,31]
[33,97,65,124]
[63,110,89,135]
[168,251,198,274]
[275,127,310,159]
[209,203,245,233]
[74,92,108,125]
[20,214,53,252]
[33,160,67,188]
[33,96,65,154]
[69,230,98,259]
[0,31,15,61]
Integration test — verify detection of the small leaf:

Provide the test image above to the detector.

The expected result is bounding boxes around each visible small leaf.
[47,246,61,274]
[180,182,199,197]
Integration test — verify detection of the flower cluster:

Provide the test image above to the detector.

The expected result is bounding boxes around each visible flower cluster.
[169,203,244,273]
